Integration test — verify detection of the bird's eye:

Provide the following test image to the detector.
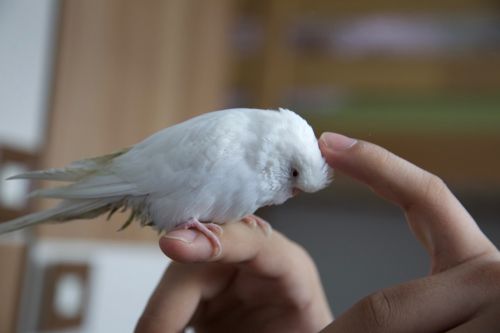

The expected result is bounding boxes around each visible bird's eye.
[292,168,299,178]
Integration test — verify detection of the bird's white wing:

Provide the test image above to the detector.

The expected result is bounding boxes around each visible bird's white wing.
[112,109,254,197]
[28,109,254,200]
[9,149,130,182]
[23,148,140,199]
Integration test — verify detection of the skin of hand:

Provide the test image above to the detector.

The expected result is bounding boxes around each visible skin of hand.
[137,132,500,333]
[135,215,333,333]
[318,133,500,333]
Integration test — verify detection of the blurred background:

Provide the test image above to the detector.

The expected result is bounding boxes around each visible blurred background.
[0,0,499,332]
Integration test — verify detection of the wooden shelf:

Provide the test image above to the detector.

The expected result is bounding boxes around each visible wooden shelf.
[293,0,499,16]
[228,0,500,190]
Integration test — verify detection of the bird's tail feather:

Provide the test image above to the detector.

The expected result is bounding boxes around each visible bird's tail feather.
[0,200,112,235]
[7,148,130,182]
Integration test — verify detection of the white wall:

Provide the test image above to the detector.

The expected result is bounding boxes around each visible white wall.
[20,240,169,333]
[0,0,59,152]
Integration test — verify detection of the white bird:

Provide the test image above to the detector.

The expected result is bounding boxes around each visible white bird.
[0,108,331,255]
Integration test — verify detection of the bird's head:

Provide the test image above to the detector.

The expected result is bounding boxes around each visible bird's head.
[265,108,332,204]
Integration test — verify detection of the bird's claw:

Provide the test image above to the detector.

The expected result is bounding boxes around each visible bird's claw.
[241,215,272,237]
[205,223,224,237]
[174,219,223,259]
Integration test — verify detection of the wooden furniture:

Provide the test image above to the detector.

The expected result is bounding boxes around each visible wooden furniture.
[0,243,26,333]
[0,146,38,333]
[230,0,500,190]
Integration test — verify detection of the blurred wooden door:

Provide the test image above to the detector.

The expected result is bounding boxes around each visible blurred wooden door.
[38,0,234,241]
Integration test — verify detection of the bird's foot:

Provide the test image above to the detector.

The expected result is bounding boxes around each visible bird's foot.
[241,215,272,237]
[173,218,223,258]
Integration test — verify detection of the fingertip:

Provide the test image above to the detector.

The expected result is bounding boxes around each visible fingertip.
[319,132,358,152]
[159,230,214,262]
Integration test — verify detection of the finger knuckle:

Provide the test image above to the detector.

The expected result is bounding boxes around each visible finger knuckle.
[422,172,449,197]
[463,255,500,295]
[369,143,393,167]
[359,290,395,331]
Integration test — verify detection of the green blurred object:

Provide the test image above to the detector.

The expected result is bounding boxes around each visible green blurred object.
[310,94,500,135]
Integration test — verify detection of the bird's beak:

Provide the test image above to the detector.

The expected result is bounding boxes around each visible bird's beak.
[292,187,302,196]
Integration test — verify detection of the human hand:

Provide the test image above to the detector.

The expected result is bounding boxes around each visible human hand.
[135,216,332,333]
[319,133,500,333]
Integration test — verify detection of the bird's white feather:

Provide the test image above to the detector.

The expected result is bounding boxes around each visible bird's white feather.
[30,174,139,199]
[0,108,331,234]
[8,149,130,182]
[0,199,111,234]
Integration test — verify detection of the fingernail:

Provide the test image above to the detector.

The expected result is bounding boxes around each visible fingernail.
[320,132,357,151]
[163,229,199,243]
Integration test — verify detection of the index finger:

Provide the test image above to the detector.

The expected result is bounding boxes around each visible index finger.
[159,217,313,280]
[319,132,496,273]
